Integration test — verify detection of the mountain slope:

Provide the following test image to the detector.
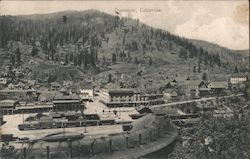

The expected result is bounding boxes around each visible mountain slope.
[0,10,248,89]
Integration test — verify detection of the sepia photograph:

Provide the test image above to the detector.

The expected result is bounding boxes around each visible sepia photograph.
[0,0,249,158]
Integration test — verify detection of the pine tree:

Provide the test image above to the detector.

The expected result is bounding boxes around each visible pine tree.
[102,55,106,63]
[234,66,239,73]
[193,66,196,73]
[108,74,112,82]
[65,54,68,65]
[127,51,131,60]
[122,35,125,45]
[112,53,116,63]
[198,62,201,73]
[134,57,138,64]
[149,57,152,66]
[15,47,21,65]
[202,72,207,81]
[31,46,38,57]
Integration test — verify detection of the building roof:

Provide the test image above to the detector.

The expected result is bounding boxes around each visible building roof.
[54,94,80,100]
[53,100,80,104]
[103,82,120,90]
[199,87,211,91]
[175,76,187,82]
[0,100,19,107]
[231,73,248,78]
[59,87,67,92]
[51,81,60,87]
[108,89,134,95]
[153,108,180,115]
[188,80,202,86]
[80,82,93,89]
[0,89,37,93]
[209,82,228,89]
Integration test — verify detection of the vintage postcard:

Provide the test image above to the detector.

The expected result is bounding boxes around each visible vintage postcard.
[0,1,249,159]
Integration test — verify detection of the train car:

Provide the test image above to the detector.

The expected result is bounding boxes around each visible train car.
[85,120,99,126]
[122,124,133,131]
[40,122,53,129]
[52,122,63,128]
[99,119,115,125]
[85,114,100,120]
[18,121,40,130]
[169,114,199,120]
[64,121,81,128]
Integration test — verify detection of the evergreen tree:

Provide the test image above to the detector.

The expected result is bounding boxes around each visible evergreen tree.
[202,72,207,81]
[122,35,125,45]
[108,74,112,83]
[134,57,138,64]
[127,51,131,60]
[31,46,38,57]
[149,57,152,66]
[193,66,196,73]
[102,55,106,63]
[65,54,68,65]
[234,66,239,73]
[112,53,116,63]
[15,47,21,65]
[198,62,201,73]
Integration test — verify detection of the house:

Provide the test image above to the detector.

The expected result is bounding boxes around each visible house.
[50,82,60,91]
[196,101,216,112]
[63,81,73,89]
[230,73,248,84]
[0,78,7,85]
[136,105,152,114]
[0,89,37,101]
[187,80,208,98]
[59,87,69,95]
[174,76,188,85]
[27,80,36,86]
[207,82,228,94]
[198,87,211,97]
[153,107,180,116]
[139,94,165,105]
[161,81,176,90]
[213,105,234,118]
[164,89,178,101]
[79,82,94,102]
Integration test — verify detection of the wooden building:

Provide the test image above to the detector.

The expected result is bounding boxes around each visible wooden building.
[53,95,83,111]
[0,99,19,115]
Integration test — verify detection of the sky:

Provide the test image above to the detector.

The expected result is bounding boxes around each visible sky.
[0,0,249,50]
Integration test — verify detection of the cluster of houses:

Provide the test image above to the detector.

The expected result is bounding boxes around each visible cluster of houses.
[0,71,248,115]
[162,73,248,100]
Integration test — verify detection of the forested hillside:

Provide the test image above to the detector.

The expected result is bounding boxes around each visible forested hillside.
[0,10,248,84]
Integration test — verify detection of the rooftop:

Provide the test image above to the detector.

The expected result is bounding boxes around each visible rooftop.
[54,94,80,100]
[0,99,19,107]
[209,82,228,88]
[109,89,134,95]
[231,73,248,78]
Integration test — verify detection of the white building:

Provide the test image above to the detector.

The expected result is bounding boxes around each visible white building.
[0,78,7,85]
[230,74,248,84]
[79,85,94,101]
